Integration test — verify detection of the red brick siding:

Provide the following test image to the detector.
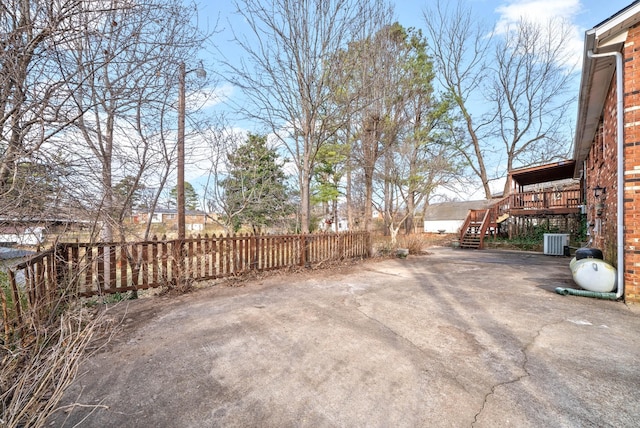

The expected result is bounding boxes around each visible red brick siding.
[586,85,618,265]
[624,25,640,302]
[585,23,640,302]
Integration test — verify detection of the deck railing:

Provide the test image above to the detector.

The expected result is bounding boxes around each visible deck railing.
[459,195,510,246]
[509,188,581,210]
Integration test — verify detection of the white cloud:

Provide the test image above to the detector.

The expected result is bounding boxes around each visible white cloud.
[494,0,582,31]
[185,125,246,183]
[187,82,235,110]
[493,0,585,70]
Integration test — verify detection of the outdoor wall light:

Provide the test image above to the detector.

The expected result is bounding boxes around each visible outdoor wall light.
[593,185,606,199]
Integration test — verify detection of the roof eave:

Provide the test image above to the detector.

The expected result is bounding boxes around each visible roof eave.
[573,2,640,179]
[573,41,626,179]
[572,30,597,178]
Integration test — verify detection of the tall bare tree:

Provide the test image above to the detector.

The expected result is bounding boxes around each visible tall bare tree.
[423,0,494,199]
[425,0,576,199]
[62,0,209,241]
[490,18,576,195]
[224,0,392,233]
[0,0,104,221]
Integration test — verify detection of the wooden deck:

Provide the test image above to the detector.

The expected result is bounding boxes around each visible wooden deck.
[459,188,582,249]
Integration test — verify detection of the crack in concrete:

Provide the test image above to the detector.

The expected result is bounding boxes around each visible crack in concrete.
[361,267,406,277]
[470,318,566,427]
[352,302,426,354]
[350,301,471,394]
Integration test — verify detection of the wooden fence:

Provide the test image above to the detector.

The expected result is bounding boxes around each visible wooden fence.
[2,231,370,342]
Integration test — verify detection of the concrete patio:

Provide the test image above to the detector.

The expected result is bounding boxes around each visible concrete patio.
[49,247,640,427]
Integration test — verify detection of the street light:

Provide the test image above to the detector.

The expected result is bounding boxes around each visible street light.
[177,61,206,241]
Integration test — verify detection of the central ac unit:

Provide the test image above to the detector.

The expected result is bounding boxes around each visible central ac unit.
[543,233,569,256]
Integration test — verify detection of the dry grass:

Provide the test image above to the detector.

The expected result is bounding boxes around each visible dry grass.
[397,235,427,255]
[1,302,120,427]
[373,232,453,256]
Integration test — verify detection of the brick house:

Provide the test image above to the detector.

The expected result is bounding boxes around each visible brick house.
[574,1,640,302]
[132,208,209,233]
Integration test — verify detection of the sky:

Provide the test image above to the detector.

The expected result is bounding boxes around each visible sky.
[189,0,636,201]
[204,0,635,106]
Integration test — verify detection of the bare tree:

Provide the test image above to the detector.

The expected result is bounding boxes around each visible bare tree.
[490,18,576,195]
[423,0,494,199]
[223,0,392,233]
[62,0,209,242]
[201,125,238,234]
[0,0,105,222]
[425,0,576,199]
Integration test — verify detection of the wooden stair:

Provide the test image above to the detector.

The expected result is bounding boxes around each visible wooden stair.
[458,195,510,250]
[460,221,484,249]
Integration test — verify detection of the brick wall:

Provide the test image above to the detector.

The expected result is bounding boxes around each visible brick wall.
[585,23,640,302]
[623,24,640,302]
[586,77,618,265]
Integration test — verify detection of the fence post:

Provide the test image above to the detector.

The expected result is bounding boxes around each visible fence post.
[55,243,67,289]
[250,234,257,271]
[1,277,10,342]
[109,244,117,290]
[152,236,159,286]
[7,270,23,339]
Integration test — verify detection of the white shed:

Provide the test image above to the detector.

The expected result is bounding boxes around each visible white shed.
[423,200,494,234]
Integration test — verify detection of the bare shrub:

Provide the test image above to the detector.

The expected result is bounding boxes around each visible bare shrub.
[0,303,119,427]
[398,235,426,255]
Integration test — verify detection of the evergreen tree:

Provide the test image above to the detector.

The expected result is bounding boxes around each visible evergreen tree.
[312,142,346,231]
[170,182,199,211]
[221,134,294,233]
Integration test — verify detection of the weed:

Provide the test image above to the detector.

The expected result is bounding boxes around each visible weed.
[489,223,562,251]
[375,239,396,256]
[398,235,426,255]
[1,305,117,427]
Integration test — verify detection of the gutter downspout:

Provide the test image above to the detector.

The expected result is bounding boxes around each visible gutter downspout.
[557,49,625,300]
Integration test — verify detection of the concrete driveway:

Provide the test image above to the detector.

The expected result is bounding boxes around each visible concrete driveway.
[50,247,640,427]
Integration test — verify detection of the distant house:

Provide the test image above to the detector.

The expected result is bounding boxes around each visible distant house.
[572,1,640,302]
[318,218,349,233]
[133,208,208,232]
[423,200,494,234]
[0,226,45,246]
[0,246,36,266]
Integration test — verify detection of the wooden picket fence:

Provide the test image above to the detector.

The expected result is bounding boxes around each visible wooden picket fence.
[2,231,370,343]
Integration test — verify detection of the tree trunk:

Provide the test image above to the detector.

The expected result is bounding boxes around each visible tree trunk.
[389,223,400,246]
[362,114,381,255]
[364,167,374,235]
[383,151,392,236]
[299,161,311,233]
[465,111,492,199]
[405,191,415,234]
